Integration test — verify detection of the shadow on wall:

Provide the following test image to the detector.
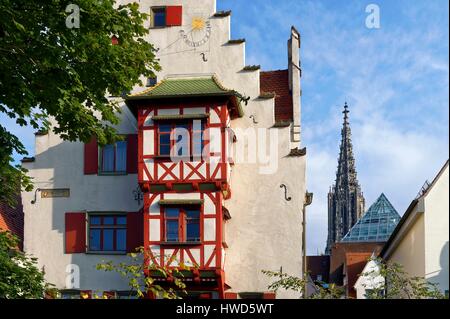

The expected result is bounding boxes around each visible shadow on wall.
[28,137,140,291]
[427,241,449,293]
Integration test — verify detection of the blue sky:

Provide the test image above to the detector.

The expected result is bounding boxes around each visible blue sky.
[215,0,449,254]
[1,1,448,255]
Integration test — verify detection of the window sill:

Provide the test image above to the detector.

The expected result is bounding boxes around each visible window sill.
[153,155,205,162]
[85,251,127,255]
[97,171,128,176]
[159,241,202,246]
[153,155,171,159]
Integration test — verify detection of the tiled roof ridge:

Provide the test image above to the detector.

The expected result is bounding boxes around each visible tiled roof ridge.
[128,77,167,97]
[128,74,234,98]
[260,69,288,73]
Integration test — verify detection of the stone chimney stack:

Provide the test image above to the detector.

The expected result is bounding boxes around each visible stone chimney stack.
[288,26,301,147]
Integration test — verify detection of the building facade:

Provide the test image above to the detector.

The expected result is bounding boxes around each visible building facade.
[380,160,449,296]
[326,103,365,254]
[21,0,307,299]
[353,256,384,299]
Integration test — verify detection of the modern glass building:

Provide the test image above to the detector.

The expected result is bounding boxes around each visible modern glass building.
[342,193,401,242]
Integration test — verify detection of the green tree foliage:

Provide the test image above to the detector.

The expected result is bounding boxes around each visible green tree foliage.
[97,247,190,299]
[0,231,51,298]
[0,0,160,205]
[0,126,33,207]
[262,269,344,299]
[362,257,446,299]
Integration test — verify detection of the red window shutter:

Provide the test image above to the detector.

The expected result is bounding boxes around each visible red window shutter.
[263,292,276,299]
[65,212,86,253]
[127,211,143,253]
[126,134,138,174]
[224,292,238,299]
[111,35,119,45]
[84,137,98,175]
[166,6,182,26]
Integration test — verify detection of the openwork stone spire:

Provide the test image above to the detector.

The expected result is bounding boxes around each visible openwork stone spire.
[325,103,365,254]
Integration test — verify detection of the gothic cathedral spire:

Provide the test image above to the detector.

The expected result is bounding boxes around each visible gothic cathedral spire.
[326,103,365,254]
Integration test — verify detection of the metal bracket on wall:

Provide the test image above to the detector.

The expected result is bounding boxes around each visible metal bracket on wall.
[280,184,292,201]
[31,188,41,204]
[200,53,208,62]
[249,114,258,124]
[133,186,144,206]
[305,191,313,206]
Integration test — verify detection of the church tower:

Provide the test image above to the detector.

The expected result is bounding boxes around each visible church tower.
[326,103,365,254]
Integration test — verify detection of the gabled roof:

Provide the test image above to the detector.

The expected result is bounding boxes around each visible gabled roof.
[342,193,401,243]
[380,160,449,258]
[125,76,244,117]
[259,70,293,122]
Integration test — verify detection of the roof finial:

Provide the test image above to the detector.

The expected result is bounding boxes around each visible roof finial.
[342,102,349,123]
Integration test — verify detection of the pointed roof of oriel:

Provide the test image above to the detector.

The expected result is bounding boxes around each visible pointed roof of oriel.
[342,193,401,242]
[124,75,245,118]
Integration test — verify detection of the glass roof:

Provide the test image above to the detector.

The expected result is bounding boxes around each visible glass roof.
[342,193,401,242]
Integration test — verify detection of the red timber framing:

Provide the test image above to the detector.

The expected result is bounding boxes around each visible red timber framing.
[137,99,231,188]
[131,96,235,299]
[144,191,224,269]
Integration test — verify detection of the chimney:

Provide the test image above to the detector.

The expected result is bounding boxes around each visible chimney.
[288,26,301,147]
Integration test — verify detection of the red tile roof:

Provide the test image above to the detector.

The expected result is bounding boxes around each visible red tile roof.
[0,195,24,250]
[260,70,293,122]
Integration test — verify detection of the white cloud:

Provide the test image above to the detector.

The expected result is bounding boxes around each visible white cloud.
[298,0,449,255]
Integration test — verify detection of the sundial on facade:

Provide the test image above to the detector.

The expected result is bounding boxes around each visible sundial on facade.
[179,12,212,48]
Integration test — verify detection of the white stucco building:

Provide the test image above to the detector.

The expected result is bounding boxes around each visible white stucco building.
[21,0,307,299]
[376,160,449,297]
[353,255,384,299]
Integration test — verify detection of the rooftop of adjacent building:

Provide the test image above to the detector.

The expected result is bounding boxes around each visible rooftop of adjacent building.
[0,194,24,250]
[342,193,401,243]
[259,69,293,123]
[380,159,449,259]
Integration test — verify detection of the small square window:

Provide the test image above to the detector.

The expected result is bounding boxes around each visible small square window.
[152,7,166,27]
[146,77,157,87]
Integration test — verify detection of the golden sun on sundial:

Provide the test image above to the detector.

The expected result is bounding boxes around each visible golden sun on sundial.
[191,17,206,30]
